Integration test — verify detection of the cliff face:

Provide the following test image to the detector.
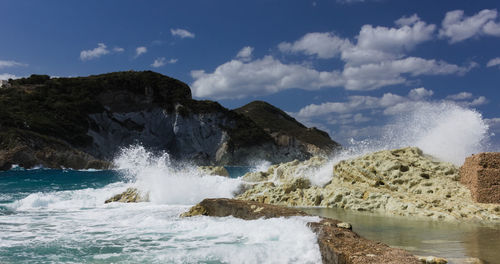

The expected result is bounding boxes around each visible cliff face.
[0,71,339,169]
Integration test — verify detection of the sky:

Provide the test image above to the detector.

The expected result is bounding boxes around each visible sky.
[1,0,499,148]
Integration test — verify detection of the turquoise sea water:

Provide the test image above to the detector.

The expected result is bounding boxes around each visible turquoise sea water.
[0,168,321,264]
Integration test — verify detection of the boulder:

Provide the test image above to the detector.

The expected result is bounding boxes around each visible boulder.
[198,166,229,177]
[104,188,149,203]
[181,198,420,264]
[416,256,448,264]
[460,152,500,204]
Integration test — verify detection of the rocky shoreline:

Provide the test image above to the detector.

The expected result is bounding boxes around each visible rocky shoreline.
[237,147,500,222]
[181,198,422,264]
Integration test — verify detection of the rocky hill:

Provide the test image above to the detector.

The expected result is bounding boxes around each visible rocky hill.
[0,71,339,170]
[234,101,340,156]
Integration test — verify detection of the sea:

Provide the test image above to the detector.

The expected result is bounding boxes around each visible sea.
[0,101,498,264]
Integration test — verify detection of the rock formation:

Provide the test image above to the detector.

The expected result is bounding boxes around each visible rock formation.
[237,147,500,222]
[181,198,421,264]
[104,188,149,203]
[460,152,500,204]
[197,166,229,177]
[0,71,339,170]
[234,101,340,158]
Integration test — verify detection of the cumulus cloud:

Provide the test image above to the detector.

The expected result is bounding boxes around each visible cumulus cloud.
[191,55,344,99]
[278,17,434,64]
[171,28,195,38]
[295,90,414,118]
[80,43,110,61]
[439,9,500,43]
[469,96,488,106]
[342,16,436,66]
[113,47,125,53]
[395,14,421,27]
[135,46,147,57]
[446,92,473,100]
[445,92,487,106]
[487,57,500,68]
[408,87,434,100]
[236,46,254,61]
[192,13,475,99]
[342,57,471,91]
[278,32,351,59]
[0,60,27,69]
[151,57,177,68]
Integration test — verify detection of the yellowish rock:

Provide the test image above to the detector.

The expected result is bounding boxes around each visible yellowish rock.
[180,204,208,217]
[104,188,149,203]
[237,147,500,222]
[416,255,448,264]
[198,166,229,177]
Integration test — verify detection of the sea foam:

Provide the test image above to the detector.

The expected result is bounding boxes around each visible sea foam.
[113,145,242,205]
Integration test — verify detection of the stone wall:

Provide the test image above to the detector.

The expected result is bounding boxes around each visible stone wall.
[460,153,500,204]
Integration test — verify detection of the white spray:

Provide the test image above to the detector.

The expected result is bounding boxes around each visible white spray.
[113,145,242,205]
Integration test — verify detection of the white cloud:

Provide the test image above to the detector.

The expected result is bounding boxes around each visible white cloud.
[342,57,471,91]
[470,96,488,106]
[408,87,434,100]
[0,73,18,80]
[151,57,177,68]
[236,46,254,61]
[395,14,421,27]
[0,60,27,69]
[295,91,417,118]
[171,28,195,38]
[151,57,166,68]
[194,13,472,99]
[113,47,124,53]
[487,57,500,67]
[446,92,473,100]
[278,32,351,59]
[439,9,500,43]
[295,87,435,119]
[356,18,435,53]
[343,16,436,66]
[444,92,488,107]
[80,43,111,61]
[135,46,148,58]
[191,55,344,99]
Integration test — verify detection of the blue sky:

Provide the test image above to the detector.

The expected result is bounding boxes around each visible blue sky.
[1,0,499,148]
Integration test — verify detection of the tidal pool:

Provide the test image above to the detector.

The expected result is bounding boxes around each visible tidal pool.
[302,207,500,264]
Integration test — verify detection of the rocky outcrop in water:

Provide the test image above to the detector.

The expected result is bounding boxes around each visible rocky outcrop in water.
[460,152,500,204]
[197,166,229,177]
[181,198,421,264]
[237,147,500,222]
[104,188,149,203]
[0,71,339,170]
